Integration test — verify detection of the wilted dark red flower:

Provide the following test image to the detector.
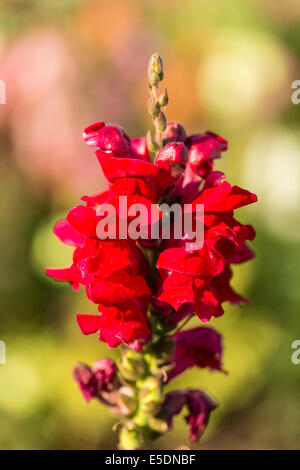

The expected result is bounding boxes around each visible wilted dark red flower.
[73,358,118,402]
[168,327,224,380]
[160,389,217,443]
[185,390,217,443]
[73,362,97,402]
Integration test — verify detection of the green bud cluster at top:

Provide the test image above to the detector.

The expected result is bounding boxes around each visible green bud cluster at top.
[147,53,169,159]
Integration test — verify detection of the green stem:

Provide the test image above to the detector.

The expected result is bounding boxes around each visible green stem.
[117,295,175,449]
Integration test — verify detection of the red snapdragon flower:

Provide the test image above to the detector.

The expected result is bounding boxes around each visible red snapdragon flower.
[46,121,257,355]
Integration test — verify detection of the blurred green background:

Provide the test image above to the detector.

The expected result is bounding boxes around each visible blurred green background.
[0,0,300,449]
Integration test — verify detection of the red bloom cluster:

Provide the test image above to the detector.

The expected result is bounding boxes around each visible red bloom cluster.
[46,123,171,348]
[46,117,257,445]
[46,120,256,351]
[46,226,151,348]
[155,123,257,324]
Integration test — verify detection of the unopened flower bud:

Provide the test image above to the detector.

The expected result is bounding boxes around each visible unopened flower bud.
[118,349,146,381]
[156,111,167,132]
[139,377,162,413]
[148,96,160,116]
[162,121,187,143]
[148,69,160,87]
[149,53,163,78]
[117,386,137,416]
[158,88,168,107]
[155,142,188,178]
[148,416,168,433]
[147,130,158,154]
[83,123,131,157]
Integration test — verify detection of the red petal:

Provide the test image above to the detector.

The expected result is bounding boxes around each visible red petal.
[87,272,150,305]
[53,219,85,247]
[96,151,172,196]
[130,137,150,161]
[81,190,111,208]
[193,182,257,212]
[157,245,225,279]
[82,121,105,146]
[66,205,98,236]
[97,301,150,348]
[76,314,101,335]
[45,266,81,284]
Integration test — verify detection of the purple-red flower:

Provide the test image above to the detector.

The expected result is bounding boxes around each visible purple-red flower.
[73,358,118,402]
[160,389,217,443]
[168,327,224,380]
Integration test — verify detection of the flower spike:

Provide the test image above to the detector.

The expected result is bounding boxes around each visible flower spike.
[46,52,257,450]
